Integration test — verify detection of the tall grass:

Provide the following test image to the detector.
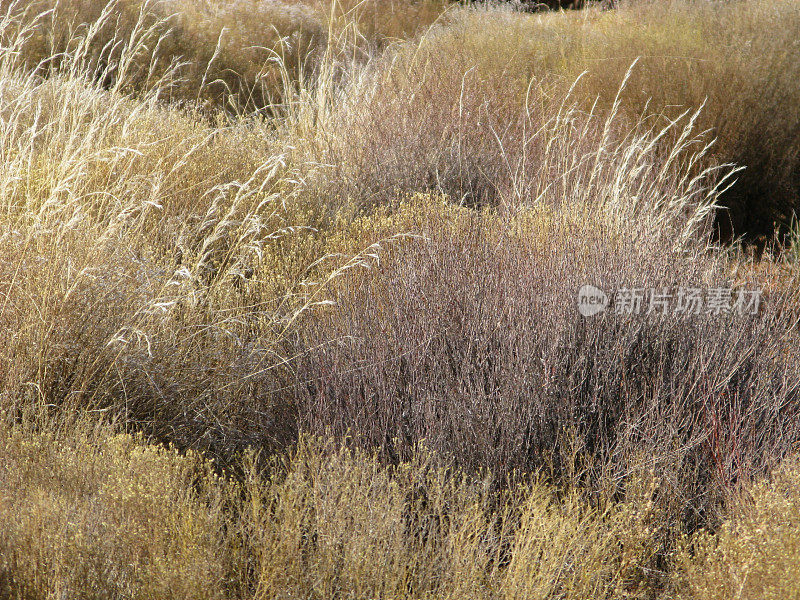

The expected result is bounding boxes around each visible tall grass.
[0,11,313,463]
[0,0,451,112]
[8,0,797,240]
[407,0,800,242]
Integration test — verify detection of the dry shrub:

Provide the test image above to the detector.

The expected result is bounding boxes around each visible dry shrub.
[677,453,800,600]
[571,0,800,243]
[293,166,800,538]
[0,416,670,600]
[241,436,493,599]
[0,416,237,600]
[503,471,665,599]
[236,435,668,599]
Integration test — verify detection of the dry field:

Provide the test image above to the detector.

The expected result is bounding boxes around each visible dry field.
[1,0,799,598]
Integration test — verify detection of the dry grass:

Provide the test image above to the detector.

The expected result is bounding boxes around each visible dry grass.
[676,454,800,600]
[0,0,799,598]
[0,414,238,600]
[1,0,451,112]
[0,25,313,464]
[391,0,800,242]
[7,0,797,238]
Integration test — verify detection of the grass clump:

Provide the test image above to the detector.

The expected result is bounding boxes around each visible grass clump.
[236,435,669,599]
[0,415,238,600]
[1,0,451,112]
[403,0,800,242]
[0,36,313,464]
[4,0,328,111]
[677,454,800,600]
